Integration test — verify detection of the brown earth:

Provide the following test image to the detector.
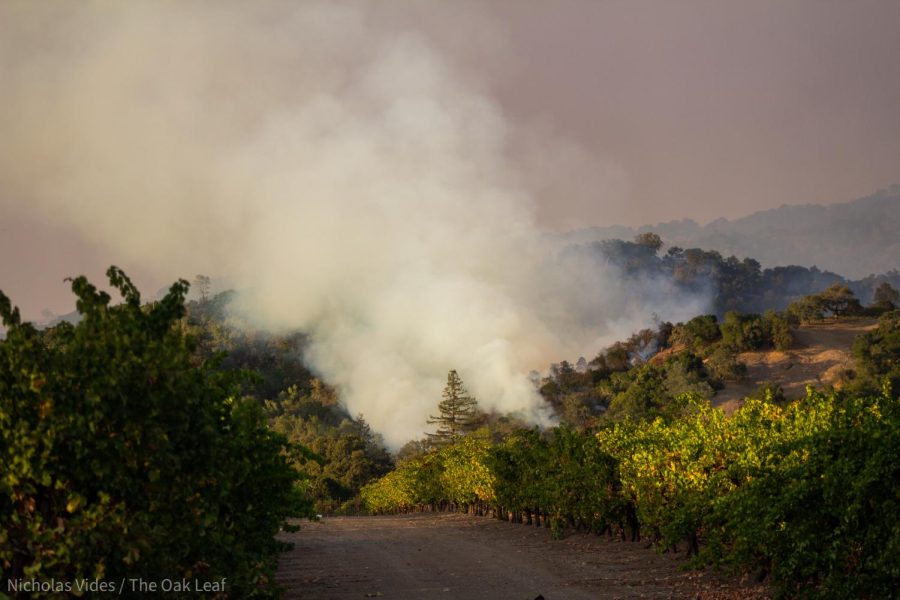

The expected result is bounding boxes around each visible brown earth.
[277,513,769,600]
[713,318,877,414]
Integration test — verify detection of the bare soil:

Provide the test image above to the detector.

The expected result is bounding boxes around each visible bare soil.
[277,513,769,600]
[713,318,877,414]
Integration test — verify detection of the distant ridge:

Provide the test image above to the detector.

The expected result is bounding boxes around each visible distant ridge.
[563,185,900,279]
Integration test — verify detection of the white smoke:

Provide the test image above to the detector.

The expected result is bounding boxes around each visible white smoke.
[0,2,707,448]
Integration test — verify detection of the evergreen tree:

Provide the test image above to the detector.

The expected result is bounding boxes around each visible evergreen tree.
[426,370,480,446]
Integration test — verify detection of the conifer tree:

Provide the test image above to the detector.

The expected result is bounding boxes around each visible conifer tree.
[426,369,479,446]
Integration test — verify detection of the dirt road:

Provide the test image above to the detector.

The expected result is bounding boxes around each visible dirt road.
[276,513,768,600]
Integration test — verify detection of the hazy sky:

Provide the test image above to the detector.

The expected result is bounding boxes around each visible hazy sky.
[2,0,899,318]
[488,1,900,228]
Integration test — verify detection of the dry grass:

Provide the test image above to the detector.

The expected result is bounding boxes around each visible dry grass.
[713,318,877,414]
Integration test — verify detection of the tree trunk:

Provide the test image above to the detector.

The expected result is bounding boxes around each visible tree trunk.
[686,531,699,557]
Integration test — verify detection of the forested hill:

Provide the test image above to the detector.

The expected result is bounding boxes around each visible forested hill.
[562,185,900,279]
[566,234,900,317]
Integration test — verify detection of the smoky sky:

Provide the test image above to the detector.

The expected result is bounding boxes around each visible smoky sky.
[1,1,898,445]
[3,0,899,317]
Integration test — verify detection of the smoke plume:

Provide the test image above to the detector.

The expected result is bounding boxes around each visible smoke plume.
[0,2,707,447]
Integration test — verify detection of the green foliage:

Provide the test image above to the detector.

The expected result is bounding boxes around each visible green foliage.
[705,346,747,382]
[818,283,863,317]
[549,348,716,425]
[490,427,625,534]
[787,284,863,323]
[720,310,794,352]
[704,391,900,598]
[589,236,896,316]
[360,437,494,513]
[745,381,787,404]
[597,342,632,372]
[0,268,310,598]
[720,311,766,351]
[662,351,717,397]
[607,365,670,421]
[358,466,419,514]
[488,428,549,518]
[634,232,663,253]
[438,437,495,507]
[395,439,429,463]
[787,294,826,323]
[538,322,687,428]
[266,384,393,514]
[542,427,623,533]
[557,392,593,429]
[597,396,730,553]
[671,314,721,352]
[762,310,794,350]
[852,310,900,398]
[594,238,660,273]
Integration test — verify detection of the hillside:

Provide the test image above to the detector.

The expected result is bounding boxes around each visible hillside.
[713,318,878,413]
[563,186,900,279]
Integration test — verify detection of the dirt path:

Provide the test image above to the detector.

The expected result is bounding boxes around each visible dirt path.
[276,513,768,600]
